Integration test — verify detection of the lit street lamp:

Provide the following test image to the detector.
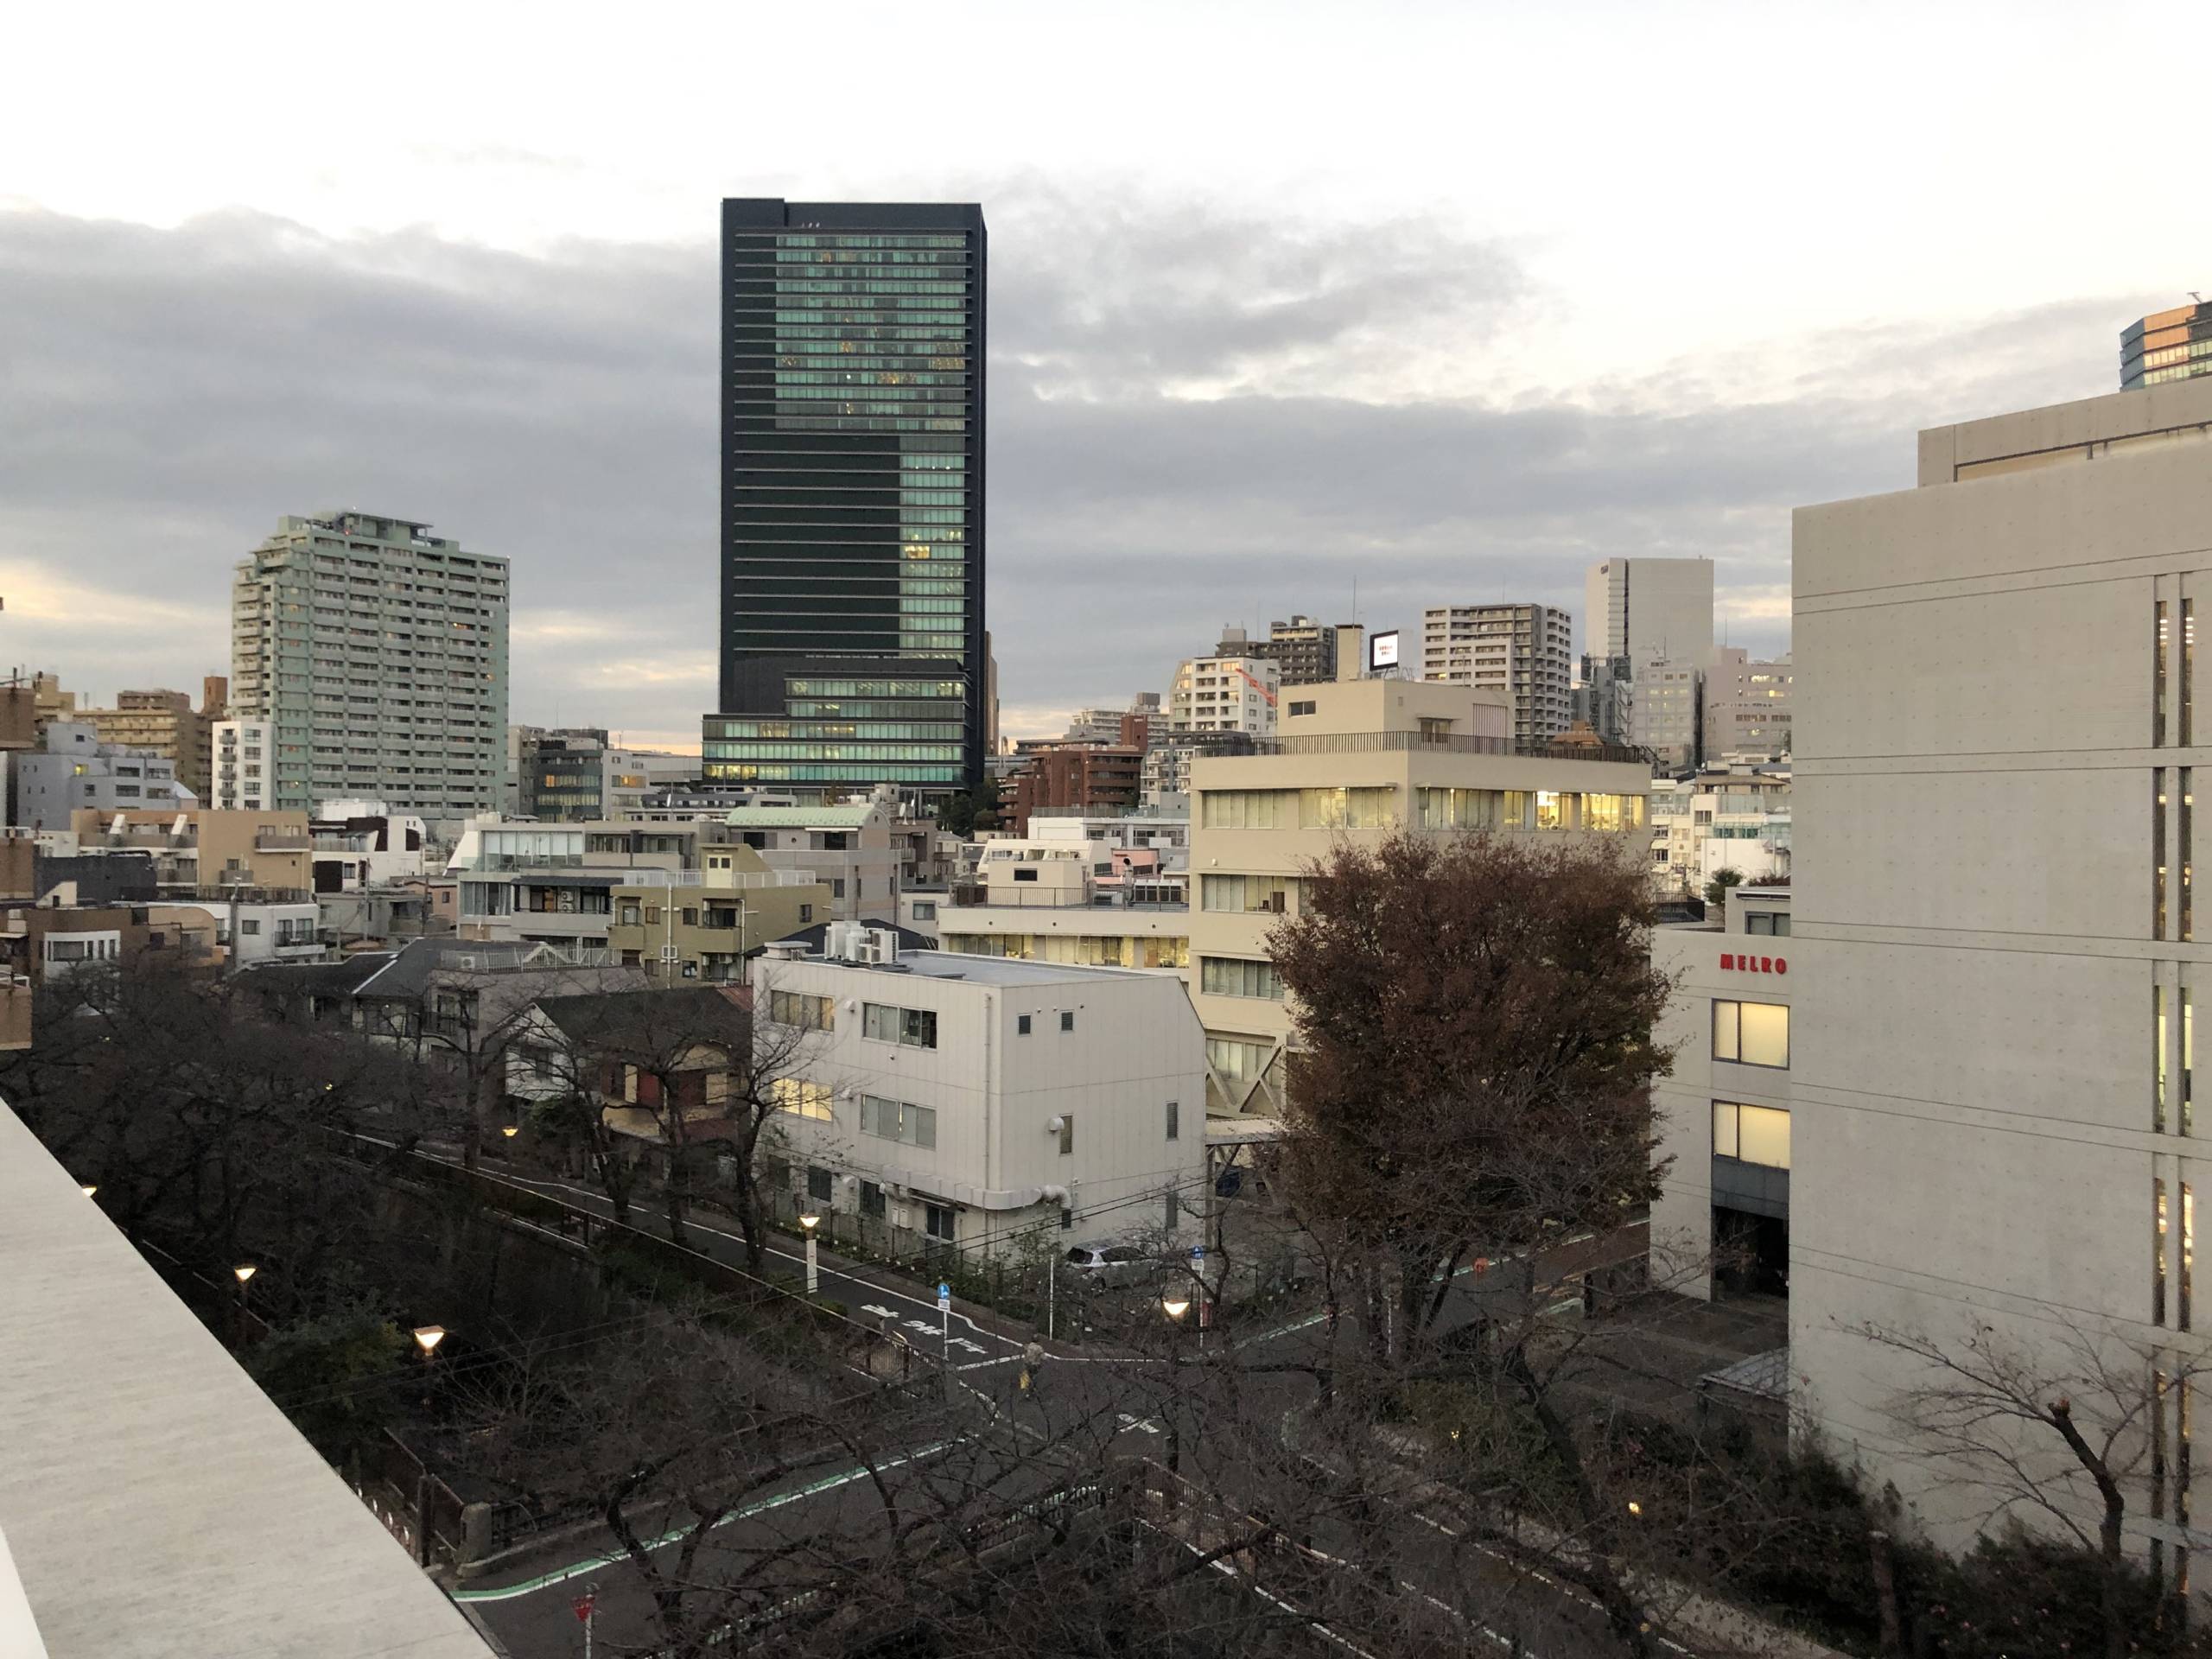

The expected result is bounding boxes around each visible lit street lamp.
[501,1124,519,1140]
[413,1325,447,1358]
[232,1264,259,1344]
[798,1211,821,1295]
[79,1185,98,1199]
[1161,1293,1190,1478]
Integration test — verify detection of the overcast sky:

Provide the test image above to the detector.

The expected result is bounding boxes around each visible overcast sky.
[1,0,2200,746]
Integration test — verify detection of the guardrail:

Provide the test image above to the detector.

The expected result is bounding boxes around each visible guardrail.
[1243,730,1652,765]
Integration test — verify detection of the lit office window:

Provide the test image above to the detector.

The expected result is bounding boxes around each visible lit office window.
[2186,770,2196,943]
[2187,599,2198,748]
[2158,600,2172,746]
[2158,1178,2171,1325]
[1711,1102,1790,1168]
[2159,985,2171,1133]
[1713,1000,1789,1068]
[2158,770,2171,940]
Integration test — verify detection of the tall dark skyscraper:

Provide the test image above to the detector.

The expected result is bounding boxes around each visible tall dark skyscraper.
[705,199,987,798]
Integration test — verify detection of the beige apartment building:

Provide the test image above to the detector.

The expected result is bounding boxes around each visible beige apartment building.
[69,806,312,894]
[79,679,227,801]
[607,843,832,983]
[1765,373,2212,1569]
[1188,676,1649,1116]
[936,833,1191,976]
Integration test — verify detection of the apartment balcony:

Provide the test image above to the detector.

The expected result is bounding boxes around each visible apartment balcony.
[1246,730,1650,765]
[950,883,1186,912]
[254,831,312,850]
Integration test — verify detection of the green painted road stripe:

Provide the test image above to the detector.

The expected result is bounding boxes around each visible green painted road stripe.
[451,1439,958,1603]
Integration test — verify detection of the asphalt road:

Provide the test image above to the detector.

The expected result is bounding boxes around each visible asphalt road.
[423,1155,1671,1659]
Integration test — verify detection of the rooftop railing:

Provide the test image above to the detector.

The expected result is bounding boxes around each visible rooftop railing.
[1236,730,1653,765]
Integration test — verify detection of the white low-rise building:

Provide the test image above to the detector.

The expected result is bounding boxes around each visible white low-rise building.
[753,927,1207,1260]
[1647,762,1790,895]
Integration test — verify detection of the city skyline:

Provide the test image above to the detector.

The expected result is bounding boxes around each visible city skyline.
[0,3,2201,745]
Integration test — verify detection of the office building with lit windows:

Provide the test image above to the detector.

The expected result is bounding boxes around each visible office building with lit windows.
[705,199,987,799]
[2124,298,2212,391]
[1670,374,2212,1572]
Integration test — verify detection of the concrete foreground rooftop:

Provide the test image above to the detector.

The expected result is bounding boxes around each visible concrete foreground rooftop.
[0,1103,491,1659]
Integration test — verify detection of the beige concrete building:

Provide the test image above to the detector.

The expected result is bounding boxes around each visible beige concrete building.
[79,681,226,801]
[1627,655,1702,769]
[1701,648,1793,760]
[69,806,312,894]
[607,843,833,983]
[937,832,1191,976]
[626,793,903,922]
[1169,652,1281,737]
[1764,375,2212,1566]
[1187,676,1649,1116]
[1584,556,1714,667]
[1417,602,1573,746]
[1649,883,1802,1307]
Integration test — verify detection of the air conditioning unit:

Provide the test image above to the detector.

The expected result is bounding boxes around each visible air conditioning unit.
[856,926,899,965]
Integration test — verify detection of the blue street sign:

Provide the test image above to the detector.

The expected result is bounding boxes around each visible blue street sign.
[1190,1245,1205,1262]
[937,1281,951,1306]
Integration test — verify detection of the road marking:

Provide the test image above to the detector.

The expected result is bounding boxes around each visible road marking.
[1116,1413,1161,1435]
[451,1439,960,1604]
[1408,1509,1696,1656]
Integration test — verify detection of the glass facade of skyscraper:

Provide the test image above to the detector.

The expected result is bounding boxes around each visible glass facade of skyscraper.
[707,200,986,796]
[2123,300,2212,391]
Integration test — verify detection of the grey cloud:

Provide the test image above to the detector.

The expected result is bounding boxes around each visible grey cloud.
[0,197,2134,746]
[988,186,1529,397]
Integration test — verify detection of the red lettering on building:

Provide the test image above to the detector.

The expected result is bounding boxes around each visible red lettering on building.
[1717,952,1788,976]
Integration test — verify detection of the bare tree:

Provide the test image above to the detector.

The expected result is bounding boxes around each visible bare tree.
[0,956,415,1299]
[1860,1315,2209,1659]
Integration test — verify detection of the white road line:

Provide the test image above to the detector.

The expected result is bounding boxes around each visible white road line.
[1409,1509,1696,1657]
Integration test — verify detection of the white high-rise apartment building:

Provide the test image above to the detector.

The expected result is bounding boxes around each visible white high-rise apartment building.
[1654,374,2212,1569]
[1418,603,1573,747]
[1583,556,1715,667]
[231,512,509,822]
[210,719,274,812]
[1168,654,1280,737]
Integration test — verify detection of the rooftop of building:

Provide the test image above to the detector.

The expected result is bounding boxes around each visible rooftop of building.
[533,985,751,1049]
[717,805,877,829]
[0,1103,492,1658]
[788,944,1161,989]
[1916,369,2212,485]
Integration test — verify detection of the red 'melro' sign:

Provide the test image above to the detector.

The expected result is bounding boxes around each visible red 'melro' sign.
[1719,953,1786,975]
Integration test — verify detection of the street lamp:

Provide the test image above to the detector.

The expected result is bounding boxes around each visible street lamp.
[232,1264,258,1344]
[79,1185,97,1198]
[1160,1293,1190,1478]
[798,1211,821,1296]
[501,1124,519,1139]
[413,1325,447,1357]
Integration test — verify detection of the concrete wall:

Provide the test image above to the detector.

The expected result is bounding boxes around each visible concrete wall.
[1792,374,2212,1559]
[751,952,1206,1254]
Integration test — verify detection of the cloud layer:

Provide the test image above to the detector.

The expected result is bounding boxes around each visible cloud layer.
[0,195,2124,743]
